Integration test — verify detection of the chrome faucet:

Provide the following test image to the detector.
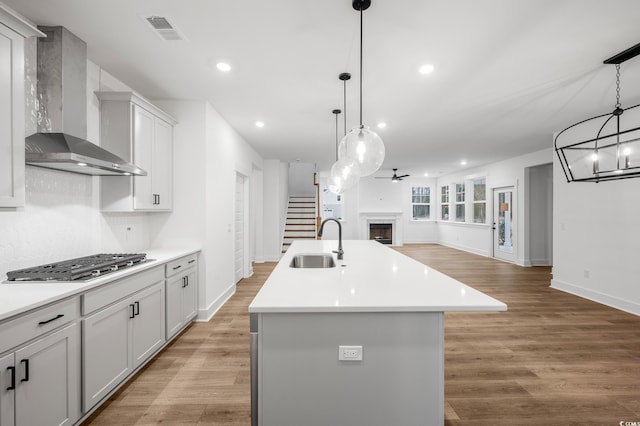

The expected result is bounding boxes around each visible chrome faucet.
[317,218,344,260]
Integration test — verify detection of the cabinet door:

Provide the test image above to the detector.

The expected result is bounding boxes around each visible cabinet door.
[82,297,133,411]
[0,352,15,426]
[14,323,80,426]
[165,274,185,339]
[152,118,172,210]
[0,24,25,208]
[132,105,155,210]
[131,282,165,368]
[182,269,198,323]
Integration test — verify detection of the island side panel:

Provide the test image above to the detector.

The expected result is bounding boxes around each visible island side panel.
[258,312,444,426]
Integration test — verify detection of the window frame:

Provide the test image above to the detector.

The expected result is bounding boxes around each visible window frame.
[411,186,431,220]
[454,183,465,222]
[472,178,487,224]
[440,185,450,221]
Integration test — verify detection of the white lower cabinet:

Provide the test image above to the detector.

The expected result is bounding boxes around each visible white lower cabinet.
[0,323,81,426]
[165,255,198,339]
[82,281,165,411]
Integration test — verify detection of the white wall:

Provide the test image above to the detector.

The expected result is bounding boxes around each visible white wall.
[262,159,289,261]
[288,162,316,196]
[357,175,438,244]
[437,149,552,264]
[552,136,640,315]
[317,150,551,259]
[150,100,264,320]
[527,163,553,266]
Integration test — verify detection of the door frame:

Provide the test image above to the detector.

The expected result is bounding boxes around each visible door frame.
[492,186,517,263]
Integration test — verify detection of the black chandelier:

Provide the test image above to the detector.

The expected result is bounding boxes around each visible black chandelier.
[555,42,640,183]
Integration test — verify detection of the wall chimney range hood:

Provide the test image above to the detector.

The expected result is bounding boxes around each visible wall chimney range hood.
[25,26,146,176]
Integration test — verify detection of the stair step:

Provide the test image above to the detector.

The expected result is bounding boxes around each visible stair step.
[284,233,316,238]
[282,196,319,252]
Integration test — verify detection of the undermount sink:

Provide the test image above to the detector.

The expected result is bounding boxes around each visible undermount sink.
[289,253,336,268]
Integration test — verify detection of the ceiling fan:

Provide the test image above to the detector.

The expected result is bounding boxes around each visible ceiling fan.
[375,168,410,182]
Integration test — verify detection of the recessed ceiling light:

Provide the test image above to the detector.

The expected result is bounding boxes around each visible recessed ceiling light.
[419,64,435,75]
[423,172,429,177]
[255,121,265,128]
[460,160,467,166]
[216,62,231,72]
[377,122,387,129]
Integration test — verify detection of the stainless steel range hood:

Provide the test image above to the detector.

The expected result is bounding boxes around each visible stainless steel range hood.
[25,26,146,176]
[25,133,146,176]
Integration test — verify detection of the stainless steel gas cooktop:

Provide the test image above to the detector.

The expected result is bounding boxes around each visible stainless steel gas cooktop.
[7,253,148,282]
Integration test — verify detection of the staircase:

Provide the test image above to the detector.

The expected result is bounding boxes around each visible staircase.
[282,196,317,254]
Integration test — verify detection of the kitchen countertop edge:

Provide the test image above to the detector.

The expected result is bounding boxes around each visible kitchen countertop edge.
[0,247,201,322]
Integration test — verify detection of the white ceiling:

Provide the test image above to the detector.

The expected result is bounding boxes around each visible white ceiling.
[6,0,640,176]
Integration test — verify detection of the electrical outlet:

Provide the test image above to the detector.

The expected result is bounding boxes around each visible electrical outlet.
[339,345,363,361]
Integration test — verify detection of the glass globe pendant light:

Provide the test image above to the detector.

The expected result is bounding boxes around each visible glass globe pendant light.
[338,0,385,177]
[328,107,360,194]
[328,157,360,194]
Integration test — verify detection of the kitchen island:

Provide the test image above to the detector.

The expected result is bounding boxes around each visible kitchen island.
[249,240,506,426]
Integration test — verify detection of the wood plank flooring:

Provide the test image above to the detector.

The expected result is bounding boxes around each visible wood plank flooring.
[82,244,640,425]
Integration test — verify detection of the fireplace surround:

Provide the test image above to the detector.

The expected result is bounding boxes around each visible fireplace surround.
[360,212,403,246]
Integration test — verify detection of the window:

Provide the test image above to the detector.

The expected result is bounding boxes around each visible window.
[473,178,486,223]
[411,186,431,220]
[440,185,449,220]
[455,183,465,222]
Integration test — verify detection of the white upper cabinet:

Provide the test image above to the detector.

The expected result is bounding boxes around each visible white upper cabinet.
[0,6,44,208]
[96,91,177,212]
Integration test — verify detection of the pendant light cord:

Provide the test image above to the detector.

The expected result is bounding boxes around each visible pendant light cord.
[335,112,339,161]
[359,6,363,127]
[343,78,347,135]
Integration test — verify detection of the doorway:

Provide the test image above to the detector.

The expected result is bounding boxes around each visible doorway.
[235,173,245,284]
[493,187,516,263]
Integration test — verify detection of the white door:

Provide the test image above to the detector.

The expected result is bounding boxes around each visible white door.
[493,187,517,263]
[131,283,165,368]
[15,323,80,426]
[234,174,245,284]
[132,105,154,210]
[0,352,15,426]
[152,119,173,209]
[82,297,133,410]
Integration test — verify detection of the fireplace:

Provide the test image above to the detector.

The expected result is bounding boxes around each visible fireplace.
[369,223,392,245]
[360,212,403,246]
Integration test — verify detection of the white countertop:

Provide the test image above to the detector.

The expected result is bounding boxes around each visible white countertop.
[0,248,200,322]
[249,240,507,313]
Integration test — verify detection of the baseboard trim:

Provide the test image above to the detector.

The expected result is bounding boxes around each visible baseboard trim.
[438,241,489,258]
[195,282,236,322]
[551,278,640,316]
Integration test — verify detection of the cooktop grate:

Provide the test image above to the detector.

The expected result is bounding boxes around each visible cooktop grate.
[7,253,148,282]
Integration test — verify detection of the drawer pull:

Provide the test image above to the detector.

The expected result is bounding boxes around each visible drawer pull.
[6,366,15,390]
[20,359,29,382]
[38,314,64,326]
[188,259,196,264]
[134,301,140,316]
[129,304,135,319]
[172,265,182,270]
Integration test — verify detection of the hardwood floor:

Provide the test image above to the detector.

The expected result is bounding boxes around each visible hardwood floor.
[82,244,640,425]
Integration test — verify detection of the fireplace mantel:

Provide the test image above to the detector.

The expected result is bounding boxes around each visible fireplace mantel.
[360,212,403,246]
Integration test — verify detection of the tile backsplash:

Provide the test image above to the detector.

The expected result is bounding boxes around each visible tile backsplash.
[0,38,151,281]
[0,167,151,280]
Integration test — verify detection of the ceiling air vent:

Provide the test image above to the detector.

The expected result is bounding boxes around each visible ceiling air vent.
[144,16,185,41]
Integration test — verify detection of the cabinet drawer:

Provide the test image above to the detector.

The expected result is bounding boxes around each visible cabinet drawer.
[82,266,164,315]
[0,297,79,354]
[165,254,198,278]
